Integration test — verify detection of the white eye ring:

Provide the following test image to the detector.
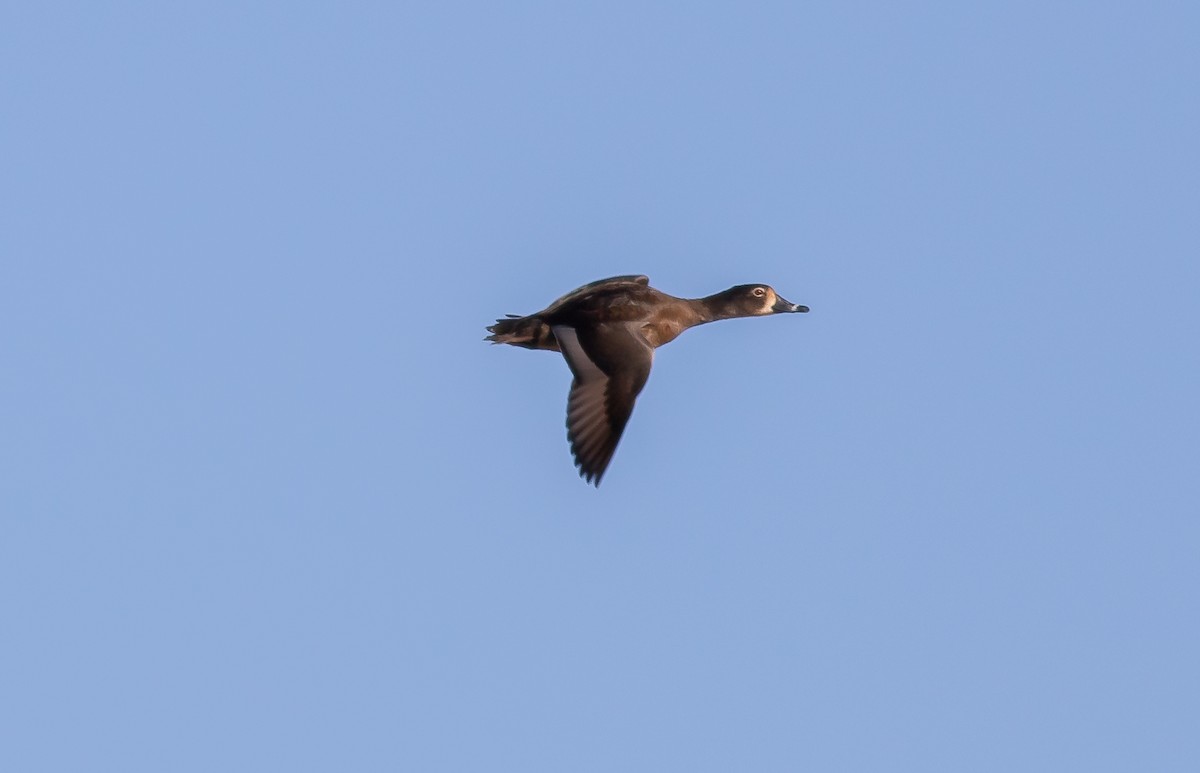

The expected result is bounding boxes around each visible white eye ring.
[753,287,766,297]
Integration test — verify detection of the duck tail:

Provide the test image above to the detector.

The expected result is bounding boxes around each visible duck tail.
[485,315,560,351]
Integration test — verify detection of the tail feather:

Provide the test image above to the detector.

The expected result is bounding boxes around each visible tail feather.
[485,315,560,351]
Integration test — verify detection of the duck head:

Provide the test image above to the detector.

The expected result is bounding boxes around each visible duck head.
[709,284,810,318]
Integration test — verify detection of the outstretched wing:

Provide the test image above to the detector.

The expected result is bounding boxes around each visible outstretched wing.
[552,323,653,486]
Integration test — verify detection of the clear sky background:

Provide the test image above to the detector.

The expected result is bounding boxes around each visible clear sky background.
[3,2,1198,771]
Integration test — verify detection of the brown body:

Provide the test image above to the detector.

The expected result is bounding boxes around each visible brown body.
[486,275,808,485]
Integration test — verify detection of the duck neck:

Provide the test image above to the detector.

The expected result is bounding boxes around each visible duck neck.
[690,291,739,325]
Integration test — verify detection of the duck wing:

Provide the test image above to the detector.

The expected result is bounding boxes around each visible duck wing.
[541,275,649,317]
[551,322,654,486]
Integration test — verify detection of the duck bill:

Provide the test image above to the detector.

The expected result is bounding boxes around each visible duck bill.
[772,295,809,313]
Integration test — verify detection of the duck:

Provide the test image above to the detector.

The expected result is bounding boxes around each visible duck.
[486,275,809,486]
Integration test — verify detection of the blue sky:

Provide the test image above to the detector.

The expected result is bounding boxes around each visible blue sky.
[3,2,1198,770]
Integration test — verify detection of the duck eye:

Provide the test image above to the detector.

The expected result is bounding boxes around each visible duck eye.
[752,287,766,297]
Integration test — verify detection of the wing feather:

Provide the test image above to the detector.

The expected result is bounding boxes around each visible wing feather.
[552,324,653,485]
[542,275,649,317]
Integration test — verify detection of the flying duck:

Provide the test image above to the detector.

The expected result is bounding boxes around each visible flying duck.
[486,275,809,485]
